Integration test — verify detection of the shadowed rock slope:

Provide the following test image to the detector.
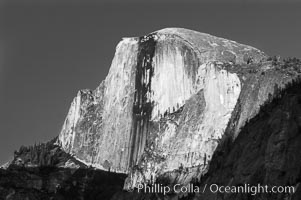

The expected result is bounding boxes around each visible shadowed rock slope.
[194,78,301,200]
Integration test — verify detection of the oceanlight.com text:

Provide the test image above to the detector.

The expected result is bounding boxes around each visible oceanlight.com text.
[133,183,296,196]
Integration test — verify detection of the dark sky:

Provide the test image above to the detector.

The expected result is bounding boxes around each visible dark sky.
[0,0,301,164]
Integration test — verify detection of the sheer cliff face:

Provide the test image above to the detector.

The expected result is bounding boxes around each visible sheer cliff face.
[59,38,139,171]
[58,28,271,186]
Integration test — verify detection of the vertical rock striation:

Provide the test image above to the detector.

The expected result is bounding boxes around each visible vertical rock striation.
[129,34,157,168]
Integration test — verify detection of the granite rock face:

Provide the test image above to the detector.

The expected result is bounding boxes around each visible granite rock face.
[56,28,284,189]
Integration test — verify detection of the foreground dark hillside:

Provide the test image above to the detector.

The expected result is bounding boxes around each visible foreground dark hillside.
[0,139,127,200]
[0,165,126,200]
